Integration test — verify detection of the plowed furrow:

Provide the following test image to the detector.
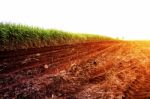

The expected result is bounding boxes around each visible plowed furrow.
[2,41,150,98]
[0,42,117,98]
[0,43,107,74]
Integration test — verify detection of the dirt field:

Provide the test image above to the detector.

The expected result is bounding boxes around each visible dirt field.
[0,41,150,99]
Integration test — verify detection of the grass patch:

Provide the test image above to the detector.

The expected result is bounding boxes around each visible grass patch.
[0,23,115,51]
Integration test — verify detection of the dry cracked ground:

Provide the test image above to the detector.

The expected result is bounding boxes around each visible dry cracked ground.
[0,41,150,99]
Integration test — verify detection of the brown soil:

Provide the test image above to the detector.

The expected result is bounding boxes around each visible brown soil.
[0,41,150,99]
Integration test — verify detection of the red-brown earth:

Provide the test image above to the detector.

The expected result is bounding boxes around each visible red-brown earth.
[0,41,150,99]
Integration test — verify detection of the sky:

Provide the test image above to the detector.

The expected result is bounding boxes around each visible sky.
[0,0,150,40]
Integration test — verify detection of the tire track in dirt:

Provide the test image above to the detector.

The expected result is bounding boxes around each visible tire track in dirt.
[122,42,150,99]
[1,41,150,99]
[0,41,118,98]
[0,45,108,91]
[0,43,89,73]
[0,42,111,74]
[63,42,129,98]
[37,43,124,99]
[49,41,150,99]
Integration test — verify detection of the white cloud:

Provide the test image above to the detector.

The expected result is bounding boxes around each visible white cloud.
[0,0,150,40]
